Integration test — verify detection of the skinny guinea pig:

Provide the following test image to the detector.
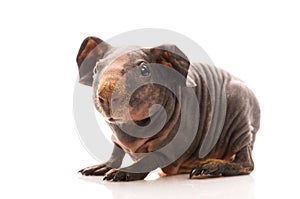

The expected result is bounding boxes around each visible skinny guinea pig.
[76,36,260,181]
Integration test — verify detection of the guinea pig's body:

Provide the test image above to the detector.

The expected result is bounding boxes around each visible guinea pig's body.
[77,37,260,181]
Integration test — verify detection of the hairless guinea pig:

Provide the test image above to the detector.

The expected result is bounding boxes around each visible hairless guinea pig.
[76,36,260,181]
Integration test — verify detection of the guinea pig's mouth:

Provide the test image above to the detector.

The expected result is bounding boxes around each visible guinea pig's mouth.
[134,117,151,127]
[106,116,151,126]
[106,106,162,126]
[106,117,123,123]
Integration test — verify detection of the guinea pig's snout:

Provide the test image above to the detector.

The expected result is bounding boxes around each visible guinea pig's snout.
[95,67,126,121]
[96,80,125,120]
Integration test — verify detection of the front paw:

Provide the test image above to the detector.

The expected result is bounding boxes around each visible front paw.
[103,169,148,182]
[79,164,112,176]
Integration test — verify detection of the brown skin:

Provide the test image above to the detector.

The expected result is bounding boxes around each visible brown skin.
[76,37,260,181]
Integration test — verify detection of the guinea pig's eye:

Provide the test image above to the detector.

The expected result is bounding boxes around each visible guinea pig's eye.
[93,66,98,75]
[139,62,150,76]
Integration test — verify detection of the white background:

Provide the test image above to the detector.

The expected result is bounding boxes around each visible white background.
[1,0,300,198]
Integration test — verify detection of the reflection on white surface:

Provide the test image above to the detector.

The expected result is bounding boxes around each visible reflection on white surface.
[79,172,254,199]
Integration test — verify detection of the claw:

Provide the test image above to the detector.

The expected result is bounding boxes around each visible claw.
[189,161,225,179]
[112,177,120,182]
[201,169,205,175]
[103,173,115,181]
[103,170,148,181]
[190,167,207,178]
[189,169,197,179]
[103,168,117,181]
[78,164,112,176]
[112,172,124,181]
[112,176,119,181]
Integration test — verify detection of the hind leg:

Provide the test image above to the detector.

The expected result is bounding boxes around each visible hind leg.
[189,145,254,178]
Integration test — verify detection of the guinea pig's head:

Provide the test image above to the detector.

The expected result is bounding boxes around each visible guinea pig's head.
[76,36,190,125]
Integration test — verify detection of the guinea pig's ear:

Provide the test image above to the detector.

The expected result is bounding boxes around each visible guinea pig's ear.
[76,36,111,86]
[148,44,190,78]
